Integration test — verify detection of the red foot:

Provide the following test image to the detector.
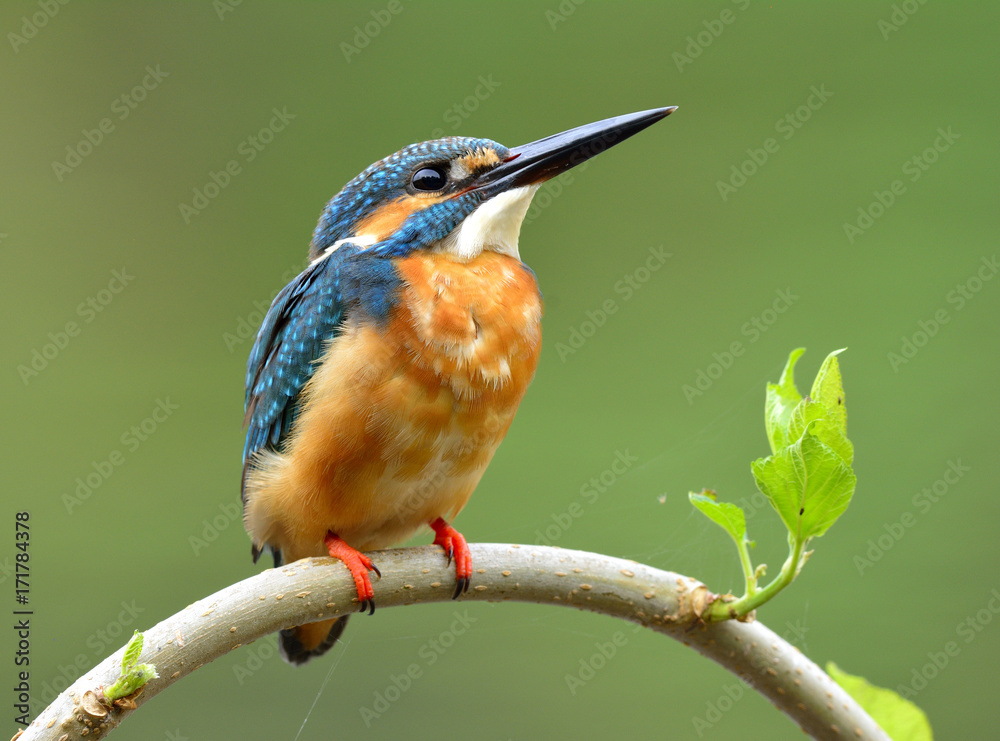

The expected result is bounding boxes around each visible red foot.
[429,518,472,598]
[324,531,380,615]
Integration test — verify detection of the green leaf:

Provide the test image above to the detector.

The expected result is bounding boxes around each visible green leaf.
[121,630,143,672]
[764,348,805,454]
[788,399,854,466]
[105,664,159,702]
[810,349,848,436]
[827,662,933,741]
[105,630,157,702]
[751,432,856,542]
[689,490,747,544]
[787,397,825,443]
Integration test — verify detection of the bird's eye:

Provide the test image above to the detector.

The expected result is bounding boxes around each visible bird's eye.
[411,167,447,191]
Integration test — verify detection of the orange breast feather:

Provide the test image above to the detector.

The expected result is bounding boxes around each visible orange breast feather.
[243,251,542,560]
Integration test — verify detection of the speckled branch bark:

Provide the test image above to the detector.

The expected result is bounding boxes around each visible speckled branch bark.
[17,544,888,741]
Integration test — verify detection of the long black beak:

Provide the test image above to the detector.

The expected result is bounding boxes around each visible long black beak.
[470,106,677,197]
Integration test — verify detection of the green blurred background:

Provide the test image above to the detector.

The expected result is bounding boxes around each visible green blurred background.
[3,1,999,738]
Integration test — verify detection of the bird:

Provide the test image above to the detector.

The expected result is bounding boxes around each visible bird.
[242,106,677,665]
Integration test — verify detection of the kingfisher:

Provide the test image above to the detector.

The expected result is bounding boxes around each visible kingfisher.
[242,106,676,664]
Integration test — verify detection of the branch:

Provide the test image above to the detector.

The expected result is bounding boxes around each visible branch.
[17,544,888,741]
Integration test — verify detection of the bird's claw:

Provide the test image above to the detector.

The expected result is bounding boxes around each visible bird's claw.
[429,518,472,600]
[452,576,470,600]
[325,530,379,616]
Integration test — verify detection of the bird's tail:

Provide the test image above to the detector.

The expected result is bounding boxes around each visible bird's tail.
[258,543,349,665]
[279,616,349,665]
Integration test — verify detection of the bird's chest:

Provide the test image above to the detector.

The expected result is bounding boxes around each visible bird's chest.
[286,251,541,544]
[389,251,542,403]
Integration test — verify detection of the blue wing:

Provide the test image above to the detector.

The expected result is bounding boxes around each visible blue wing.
[242,252,346,504]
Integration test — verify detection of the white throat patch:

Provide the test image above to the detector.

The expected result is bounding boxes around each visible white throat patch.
[310,233,379,265]
[439,184,540,260]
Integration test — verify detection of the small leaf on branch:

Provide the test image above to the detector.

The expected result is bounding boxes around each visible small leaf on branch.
[751,432,856,542]
[788,399,854,465]
[764,347,805,454]
[121,630,143,672]
[103,631,158,702]
[689,490,747,544]
[827,662,933,741]
[810,348,848,435]
[755,348,856,543]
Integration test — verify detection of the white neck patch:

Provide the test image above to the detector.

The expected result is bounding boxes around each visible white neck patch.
[310,233,378,265]
[438,184,540,260]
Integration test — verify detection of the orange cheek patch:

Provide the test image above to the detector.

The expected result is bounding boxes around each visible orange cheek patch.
[460,148,501,172]
[353,194,446,242]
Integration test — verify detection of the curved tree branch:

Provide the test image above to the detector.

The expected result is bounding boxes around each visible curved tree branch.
[18,544,888,741]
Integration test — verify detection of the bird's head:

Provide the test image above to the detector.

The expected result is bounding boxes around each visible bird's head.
[310,107,677,263]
